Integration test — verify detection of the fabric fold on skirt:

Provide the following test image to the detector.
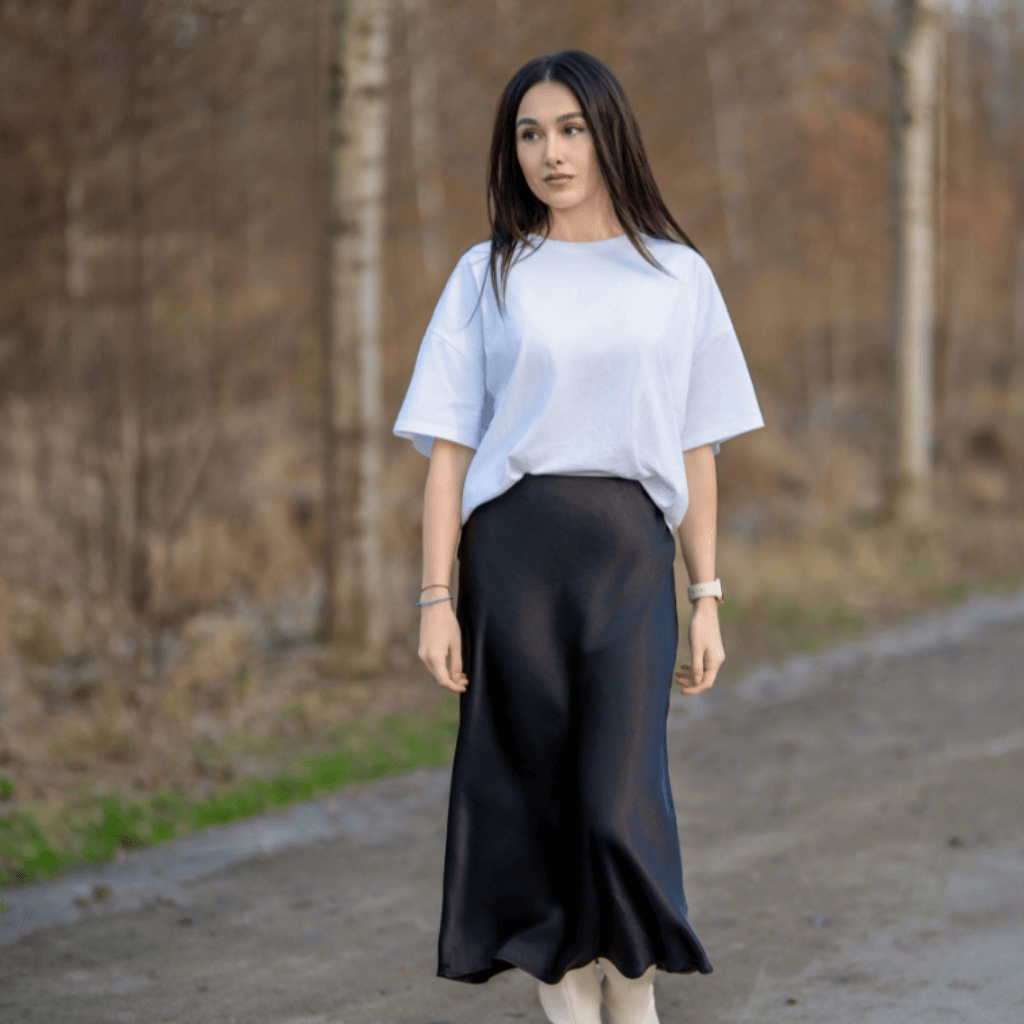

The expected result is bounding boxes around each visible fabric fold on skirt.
[437,473,713,985]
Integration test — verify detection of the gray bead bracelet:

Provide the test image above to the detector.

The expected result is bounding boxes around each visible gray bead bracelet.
[416,594,453,607]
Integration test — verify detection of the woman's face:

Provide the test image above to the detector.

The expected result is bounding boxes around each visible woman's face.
[515,80,605,219]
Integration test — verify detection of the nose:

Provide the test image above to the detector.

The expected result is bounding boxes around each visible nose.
[544,131,566,167]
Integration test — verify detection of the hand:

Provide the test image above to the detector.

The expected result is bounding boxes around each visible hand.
[675,598,725,695]
[418,602,468,693]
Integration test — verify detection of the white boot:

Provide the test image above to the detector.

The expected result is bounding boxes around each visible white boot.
[597,957,659,1024]
[536,961,603,1024]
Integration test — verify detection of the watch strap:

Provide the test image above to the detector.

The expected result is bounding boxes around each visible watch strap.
[687,577,723,603]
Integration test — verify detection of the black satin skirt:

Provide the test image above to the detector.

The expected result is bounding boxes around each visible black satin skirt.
[438,472,713,985]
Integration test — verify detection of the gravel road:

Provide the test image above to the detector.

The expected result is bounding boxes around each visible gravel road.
[2,587,1023,1024]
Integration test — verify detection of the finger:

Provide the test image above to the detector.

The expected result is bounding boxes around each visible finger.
[693,670,716,692]
[674,671,703,695]
[678,679,710,694]
[700,646,724,687]
[678,678,713,695]
[450,643,467,687]
[442,651,468,692]
[444,671,467,692]
[689,645,705,688]
[437,673,465,693]
[676,664,713,695]
[428,654,460,692]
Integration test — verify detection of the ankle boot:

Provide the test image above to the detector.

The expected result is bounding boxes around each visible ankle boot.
[536,961,603,1024]
[596,957,659,1024]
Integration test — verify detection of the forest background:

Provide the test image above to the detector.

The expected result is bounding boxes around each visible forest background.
[1,0,1024,886]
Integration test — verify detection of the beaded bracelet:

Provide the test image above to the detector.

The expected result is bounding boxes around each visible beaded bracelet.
[416,594,453,607]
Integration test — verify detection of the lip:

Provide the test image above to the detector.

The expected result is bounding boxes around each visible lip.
[544,175,573,183]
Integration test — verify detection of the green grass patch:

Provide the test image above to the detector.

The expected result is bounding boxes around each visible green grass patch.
[924,569,1024,609]
[704,592,867,663]
[0,698,460,889]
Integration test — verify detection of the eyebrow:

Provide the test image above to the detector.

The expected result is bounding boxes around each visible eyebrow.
[515,111,585,128]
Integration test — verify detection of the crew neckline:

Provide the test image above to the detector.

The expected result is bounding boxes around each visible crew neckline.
[526,231,630,245]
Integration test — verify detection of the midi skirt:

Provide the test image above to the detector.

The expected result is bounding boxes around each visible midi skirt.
[438,472,713,985]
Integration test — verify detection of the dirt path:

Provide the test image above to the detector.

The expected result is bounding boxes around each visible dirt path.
[2,588,1023,1023]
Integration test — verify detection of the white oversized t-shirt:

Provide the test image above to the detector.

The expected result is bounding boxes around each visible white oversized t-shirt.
[392,232,764,532]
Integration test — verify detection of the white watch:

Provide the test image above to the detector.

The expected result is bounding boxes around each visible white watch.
[687,577,723,603]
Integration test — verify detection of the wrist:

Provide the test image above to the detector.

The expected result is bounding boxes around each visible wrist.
[687,576,723,604]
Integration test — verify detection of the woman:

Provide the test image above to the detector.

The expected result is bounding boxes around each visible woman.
[393,50,764,1024]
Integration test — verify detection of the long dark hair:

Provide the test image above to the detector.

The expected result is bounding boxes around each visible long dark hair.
[477,49,701,318]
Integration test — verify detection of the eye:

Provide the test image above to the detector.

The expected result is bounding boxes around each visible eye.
[518,124,584,142]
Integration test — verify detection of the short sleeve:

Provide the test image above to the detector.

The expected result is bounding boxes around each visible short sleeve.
[678,258,765,455]
[393,251,486,457]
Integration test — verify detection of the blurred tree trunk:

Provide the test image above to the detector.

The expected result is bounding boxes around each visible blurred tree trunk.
[1012,225,1024,394]
[122,0,152,612]
[56,3,77,388]
[889,0,942,523]
[933,0,949,429]
[208,8,227,402]
[403,0,448,288]
[55,6,84,592]
[323,0,391,665]
[699,0,752,269]
[940,3,974,431]
[153,4,227,612]
[320,0,347,645]
[1008,5,1024,402]
[829,112,858,412]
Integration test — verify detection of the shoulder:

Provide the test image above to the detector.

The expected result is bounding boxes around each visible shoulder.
[642,236,712,283]
[425,243,492,338]
[649,242,732,318]
[453,240,492,277]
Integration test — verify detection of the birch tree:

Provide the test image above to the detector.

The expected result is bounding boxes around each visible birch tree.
[890,0,943,522]
[324,0,391,664]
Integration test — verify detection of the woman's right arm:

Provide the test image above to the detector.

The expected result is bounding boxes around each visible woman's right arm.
[418,437,475,693]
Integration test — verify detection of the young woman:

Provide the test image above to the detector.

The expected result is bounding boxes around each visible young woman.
[393,50,764,1024]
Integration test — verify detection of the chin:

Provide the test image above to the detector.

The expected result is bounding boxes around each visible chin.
[545,193,580,208]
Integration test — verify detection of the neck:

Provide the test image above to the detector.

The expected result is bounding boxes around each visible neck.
[543,190,625,243]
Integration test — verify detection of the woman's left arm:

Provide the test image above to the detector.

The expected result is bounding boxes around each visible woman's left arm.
[675,443,725,695]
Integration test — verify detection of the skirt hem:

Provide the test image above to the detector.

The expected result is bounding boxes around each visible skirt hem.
[437,952,713,986]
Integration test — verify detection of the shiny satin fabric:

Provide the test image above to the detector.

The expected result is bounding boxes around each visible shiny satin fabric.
[438,473,713,985]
